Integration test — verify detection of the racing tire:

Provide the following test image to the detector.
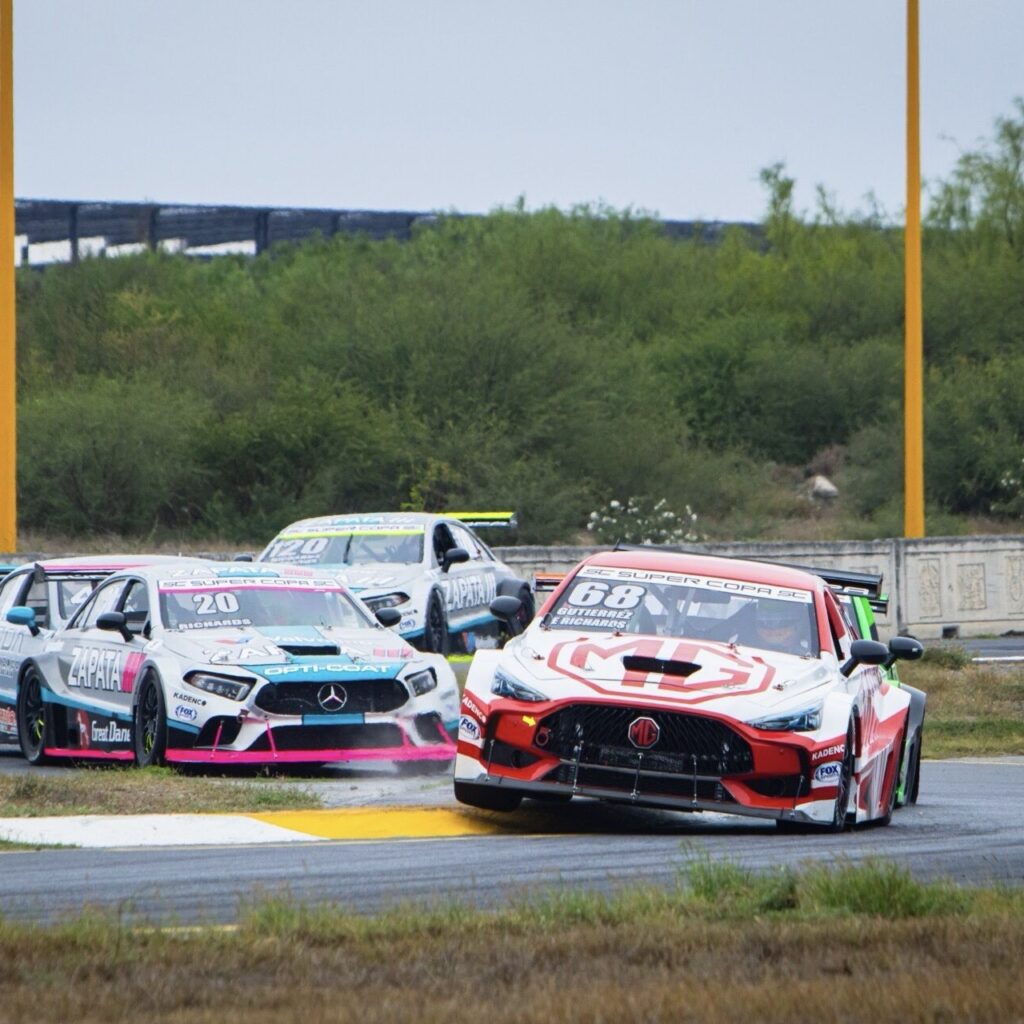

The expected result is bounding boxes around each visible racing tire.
[454,780,523,812]
[134,673,168,768]
[423,591,450,656]
[904,726,923,806]
[17,667,51,766]
[828,720,856,832]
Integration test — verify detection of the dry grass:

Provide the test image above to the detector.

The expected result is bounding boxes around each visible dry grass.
[901,661,1024,758]
[0,863,1020,1023]
[0,766,321,817]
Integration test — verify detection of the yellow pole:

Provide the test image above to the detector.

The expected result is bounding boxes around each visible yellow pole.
[904,0,925,537]
[0,0,14,552]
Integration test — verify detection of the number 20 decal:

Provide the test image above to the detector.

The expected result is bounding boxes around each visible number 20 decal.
[192,592,241,615]
[567,581,645,610]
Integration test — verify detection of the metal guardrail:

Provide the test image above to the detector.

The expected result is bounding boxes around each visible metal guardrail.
[14,198,757,264]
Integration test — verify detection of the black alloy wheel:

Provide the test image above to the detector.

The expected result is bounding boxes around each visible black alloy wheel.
[828,720,857,832]
[904,725,923,805]
[423,591,450,655]
[134,673,168,768]
[17,668,50,766]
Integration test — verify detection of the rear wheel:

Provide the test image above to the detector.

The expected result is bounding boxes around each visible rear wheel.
[17,668,51,766]
[454,780,523,812]
[422,591,450,655]
[903,725,923,806]
[134,673,167,768]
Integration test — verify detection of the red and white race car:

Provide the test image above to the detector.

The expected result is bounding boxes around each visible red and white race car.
[454,549,922,830]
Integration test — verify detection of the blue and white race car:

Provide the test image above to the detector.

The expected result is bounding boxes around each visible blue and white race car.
[256,512,534,654]
[0,556,202,743]
[6,563,459,767]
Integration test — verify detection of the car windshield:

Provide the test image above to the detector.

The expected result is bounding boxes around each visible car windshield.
[546,566,819,657]
[260,528,424,567]
[157,578,372,631]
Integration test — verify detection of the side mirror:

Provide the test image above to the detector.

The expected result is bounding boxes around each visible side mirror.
[234,553,254,562]
[442,547,470,572]
[375,607,402,628]
[841,638,890,677]
[6,605,40,637]
[883,635,924,670]
[490,595,524,637]
[97,610,133,642]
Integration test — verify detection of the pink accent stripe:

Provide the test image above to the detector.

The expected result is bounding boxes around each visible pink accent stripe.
[165,743,455,765]
[158,584,344,593]
[43,747,135,761]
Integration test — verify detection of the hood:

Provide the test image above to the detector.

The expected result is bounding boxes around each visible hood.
[159,625,418,680]
[314,565,420,595]
[503,628,835,718]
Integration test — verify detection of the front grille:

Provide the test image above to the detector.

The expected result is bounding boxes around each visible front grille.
[277,644,341,656]
[538,703,753,776]
[249,723,405,751]
[745,775,807,798]
[253,679,408,715]
[544,763,735,803]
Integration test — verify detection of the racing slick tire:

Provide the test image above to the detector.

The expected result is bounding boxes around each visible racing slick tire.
[423,590,450,656]
[17,667,52,766]
[134,672,168,768]
[454,780,524,812]
[903,724,924,806]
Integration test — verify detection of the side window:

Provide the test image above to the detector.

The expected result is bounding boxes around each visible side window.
[0,571,29,618]
[77,581,128,630]
[838,595,862,639]
[822,590,850,658]
[23,575,51,630]
[121,580,151,635]
[450,524,483,560]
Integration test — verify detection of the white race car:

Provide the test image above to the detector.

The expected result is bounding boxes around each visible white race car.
[8,564,459,767]
[0,556,203,742]
[256,512,534,654]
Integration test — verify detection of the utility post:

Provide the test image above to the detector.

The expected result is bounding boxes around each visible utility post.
[904,0,925,537]
[0,0,14,552]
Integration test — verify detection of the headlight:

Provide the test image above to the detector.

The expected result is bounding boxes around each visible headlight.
[491,669,547,703]
[186,672,253,702]
[406,669,436,696]
[364,592,410,611]
[749,704,823,732]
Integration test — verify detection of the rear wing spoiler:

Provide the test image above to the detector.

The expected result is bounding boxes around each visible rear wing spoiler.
[447,511,518,529]
[612,542,889,614]
[533,571,567,593]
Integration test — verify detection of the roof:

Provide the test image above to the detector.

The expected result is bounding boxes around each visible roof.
[582,548,825,592]
[30,555,200,574]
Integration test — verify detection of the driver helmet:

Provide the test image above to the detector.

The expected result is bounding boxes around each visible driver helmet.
[754,599,804,648]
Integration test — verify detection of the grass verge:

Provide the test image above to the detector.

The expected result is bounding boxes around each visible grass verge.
[0,766,322,817]
[0,862,1020,1023]
[901,661,1024,758]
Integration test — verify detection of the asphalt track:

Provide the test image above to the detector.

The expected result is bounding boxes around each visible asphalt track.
[0,760,1021,925]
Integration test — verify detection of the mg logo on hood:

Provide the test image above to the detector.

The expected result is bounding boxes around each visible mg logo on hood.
[628,716,660,749]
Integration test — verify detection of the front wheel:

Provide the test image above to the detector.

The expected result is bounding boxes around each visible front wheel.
[454,781,523,812]
[134,673,167,768]
[828,720,856,832]
[903,725,923,806]
[17,668,51,766]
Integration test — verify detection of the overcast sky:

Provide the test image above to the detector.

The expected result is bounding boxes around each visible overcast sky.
[13,1,1024,222]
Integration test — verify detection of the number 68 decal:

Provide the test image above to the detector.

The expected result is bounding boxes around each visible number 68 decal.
[567,581,645,610]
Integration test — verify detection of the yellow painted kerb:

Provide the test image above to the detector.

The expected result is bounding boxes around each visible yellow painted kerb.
[248,806,505,840]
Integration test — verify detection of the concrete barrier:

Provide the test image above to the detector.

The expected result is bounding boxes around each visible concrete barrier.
[494,536,1024,640]
[5,537,1023,639]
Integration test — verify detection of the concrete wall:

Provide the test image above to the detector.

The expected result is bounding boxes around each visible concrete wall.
[494,536,1024,640]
